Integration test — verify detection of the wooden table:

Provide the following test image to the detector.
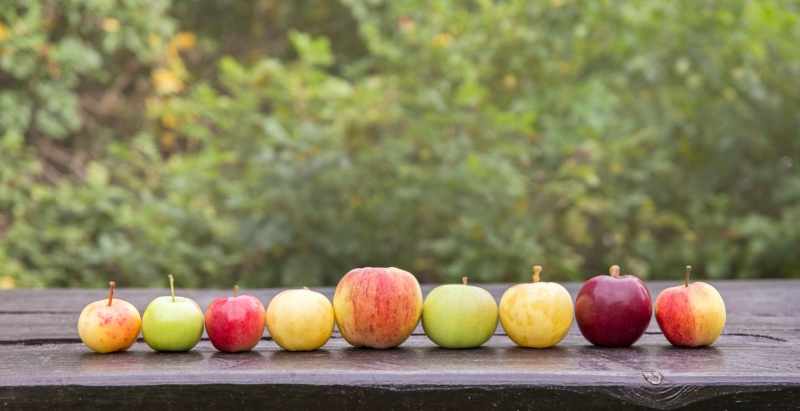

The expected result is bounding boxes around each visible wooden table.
[1,280,798,410]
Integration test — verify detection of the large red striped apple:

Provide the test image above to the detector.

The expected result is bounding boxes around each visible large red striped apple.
[333,267,423,349]
[655,266,726,347]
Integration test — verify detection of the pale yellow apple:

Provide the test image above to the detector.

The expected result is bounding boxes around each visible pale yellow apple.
[499,266,574,348]
[266,287,334,351]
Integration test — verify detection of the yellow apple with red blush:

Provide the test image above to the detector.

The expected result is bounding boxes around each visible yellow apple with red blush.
[655,266,726,347]
[78,282,141,353]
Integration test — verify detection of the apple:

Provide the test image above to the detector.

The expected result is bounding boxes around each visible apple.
[77,281,141,353]
[141,275,204,352]
[265,287,334,351]
[575,265,652,347]
[421,277,498,349]
[205,285,266,352]
[655,266,726,347]
[333,267,423,349]
[499,266,574,348]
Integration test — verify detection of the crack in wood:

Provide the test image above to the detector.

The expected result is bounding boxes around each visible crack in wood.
[0,331,787,346]
[721,333,787,342]
[0,338,81,346]
[644,331,786,342]
[0,337,272,346]
[0,335,388,346]
[0,311,82,315]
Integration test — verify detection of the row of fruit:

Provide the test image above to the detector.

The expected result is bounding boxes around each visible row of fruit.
[77,265,726,353]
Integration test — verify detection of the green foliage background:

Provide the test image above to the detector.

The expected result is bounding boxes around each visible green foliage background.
[1,0,799,288]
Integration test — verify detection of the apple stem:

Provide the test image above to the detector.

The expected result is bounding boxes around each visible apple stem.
[685,266,691,288]
[107,281,115,306]
[610,265,620,278]
[532,266,542,283]
[169,274,175,302]
[234,285,239,297]
[462,277,468,285]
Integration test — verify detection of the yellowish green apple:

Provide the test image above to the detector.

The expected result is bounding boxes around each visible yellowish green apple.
[422,277,498,349]
[499,266,574,348]
[141,275,204,352]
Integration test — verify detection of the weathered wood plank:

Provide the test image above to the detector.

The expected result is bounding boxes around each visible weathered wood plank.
[0,280,798,410]
[0,337,799,410]
[2,337,800,385]
[3,383,797,411]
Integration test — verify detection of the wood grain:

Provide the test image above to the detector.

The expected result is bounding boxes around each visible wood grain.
[0,280,798,410]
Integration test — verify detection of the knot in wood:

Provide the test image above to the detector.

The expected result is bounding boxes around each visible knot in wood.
[642,371,662,385]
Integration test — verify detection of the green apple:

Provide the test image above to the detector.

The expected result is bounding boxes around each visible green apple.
[422,277,498,349]
[141,275,204,352]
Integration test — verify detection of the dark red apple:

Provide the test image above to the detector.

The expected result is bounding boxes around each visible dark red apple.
[575,265,652,347]
[205,285,266,352]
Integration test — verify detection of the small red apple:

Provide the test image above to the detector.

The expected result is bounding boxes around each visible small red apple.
[205,285,266,352]
[655,266,726,347]
[575,265,652,347]
[333,267,422,349]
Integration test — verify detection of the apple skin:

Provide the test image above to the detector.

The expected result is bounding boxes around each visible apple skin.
[575,270,652,347]
[422,280,498,349]
[78,291,141,354]
[499,268,574,348]
[333,267,423,349]
[655,282,726,347]
[205,293,266,352]
[266,288,334,351]
[141,296,204,352]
